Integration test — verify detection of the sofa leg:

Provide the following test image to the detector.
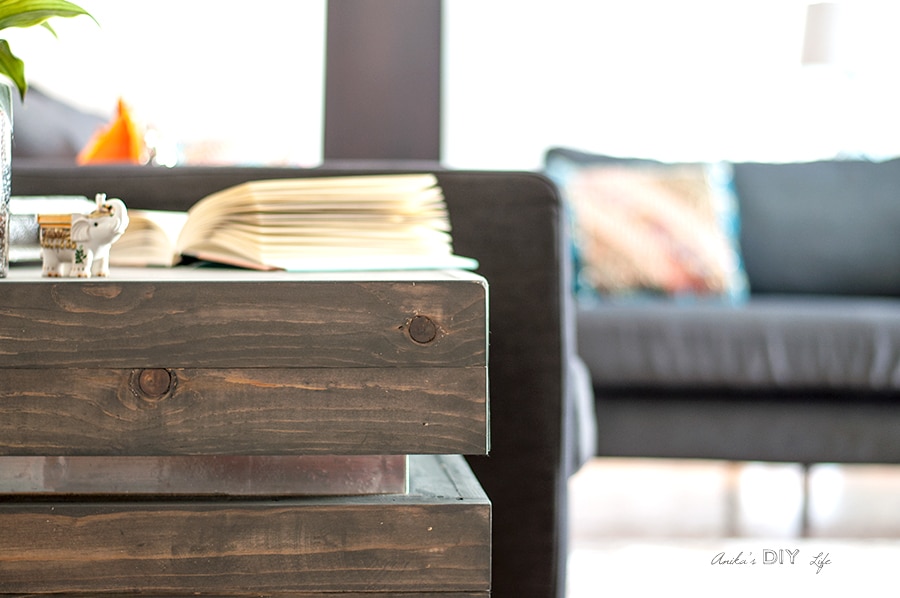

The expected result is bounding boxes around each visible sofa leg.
[800,463,812,537]
[724,461,742,537]
[724,461,812,537]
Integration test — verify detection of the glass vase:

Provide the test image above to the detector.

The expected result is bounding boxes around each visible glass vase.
[0,84,11,278]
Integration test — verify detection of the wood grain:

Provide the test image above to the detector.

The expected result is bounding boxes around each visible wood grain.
[0,271,488,456]
[0,275,487,369]
[0,366,487,456]
[0,456,491,596]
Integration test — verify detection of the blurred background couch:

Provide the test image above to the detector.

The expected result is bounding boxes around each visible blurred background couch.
[546,146,900,476]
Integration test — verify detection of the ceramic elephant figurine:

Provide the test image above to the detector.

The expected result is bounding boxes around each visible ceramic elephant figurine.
[40,194,130,278]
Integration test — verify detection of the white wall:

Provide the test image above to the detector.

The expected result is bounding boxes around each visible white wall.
[442,0,900,169]
[9,1,900,169]
[4,0,326,165]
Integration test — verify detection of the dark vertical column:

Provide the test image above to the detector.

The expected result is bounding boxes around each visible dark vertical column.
[324,0,442,162]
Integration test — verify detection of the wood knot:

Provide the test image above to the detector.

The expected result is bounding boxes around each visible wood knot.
[408,315,438,344]
[132,369,174,400]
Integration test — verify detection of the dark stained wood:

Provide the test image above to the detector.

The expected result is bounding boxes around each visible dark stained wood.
[0,455,490,596]
[9,594,487,598]
[0,269,491,594]
[0,268,488,456]
[0,366,487,455]
[0,270,487,370]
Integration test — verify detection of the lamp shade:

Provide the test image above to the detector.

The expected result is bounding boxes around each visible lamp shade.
[801,2,845,66]
[801,2,900,70]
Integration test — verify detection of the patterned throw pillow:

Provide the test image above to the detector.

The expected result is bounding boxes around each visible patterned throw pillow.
[546,151,748,304]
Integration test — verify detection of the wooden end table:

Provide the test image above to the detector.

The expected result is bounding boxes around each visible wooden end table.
[0,266,490,596]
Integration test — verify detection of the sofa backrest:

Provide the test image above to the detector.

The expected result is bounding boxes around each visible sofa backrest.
[733,158,900,297]
[544,148,900,299]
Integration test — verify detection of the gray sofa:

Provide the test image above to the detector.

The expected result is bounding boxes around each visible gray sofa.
[547,147,900,465]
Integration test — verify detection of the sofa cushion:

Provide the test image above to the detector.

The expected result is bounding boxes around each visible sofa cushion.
[545,147,747,303]
[734,159,900,296]
[578,296,900,390]
[11,87,105,162]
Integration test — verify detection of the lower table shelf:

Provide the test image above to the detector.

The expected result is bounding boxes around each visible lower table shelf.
[0,455,490,596]
[0,455,410,496]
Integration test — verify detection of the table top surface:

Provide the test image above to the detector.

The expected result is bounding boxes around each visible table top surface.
[2,265,486,284]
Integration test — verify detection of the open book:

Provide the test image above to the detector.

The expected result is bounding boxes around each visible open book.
[111,174,477,271]
[110,209,188,267]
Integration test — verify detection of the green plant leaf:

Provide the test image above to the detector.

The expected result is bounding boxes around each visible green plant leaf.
[0,0,94,30]
[0,39,26,100]
[0,0,94,100]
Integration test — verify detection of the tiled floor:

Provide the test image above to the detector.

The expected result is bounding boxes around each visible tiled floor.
[567,458,900,596]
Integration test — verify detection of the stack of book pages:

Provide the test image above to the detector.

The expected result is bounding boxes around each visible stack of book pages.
[112,173,477,271]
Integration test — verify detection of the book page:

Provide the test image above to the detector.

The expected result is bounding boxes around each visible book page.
[176,174,477,272]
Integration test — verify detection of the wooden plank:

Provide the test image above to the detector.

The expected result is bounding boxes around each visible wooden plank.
[0,366,488,456]
[0,455,491,596]
[0,271,487,370]
[6,594,487,598]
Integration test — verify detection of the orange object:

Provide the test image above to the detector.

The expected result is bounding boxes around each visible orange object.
[77,98,145,165]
